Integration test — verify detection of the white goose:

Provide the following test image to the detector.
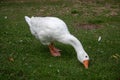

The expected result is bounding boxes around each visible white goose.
[25,16,89,68]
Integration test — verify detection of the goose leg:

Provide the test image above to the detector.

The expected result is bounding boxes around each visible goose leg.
[48,43,61,56]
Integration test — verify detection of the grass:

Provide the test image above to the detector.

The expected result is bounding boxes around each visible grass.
[0,0,120,80]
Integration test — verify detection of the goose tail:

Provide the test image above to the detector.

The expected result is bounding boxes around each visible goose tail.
[25,16,31,26]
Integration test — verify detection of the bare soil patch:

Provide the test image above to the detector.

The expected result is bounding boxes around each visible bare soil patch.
[75,24,102,30]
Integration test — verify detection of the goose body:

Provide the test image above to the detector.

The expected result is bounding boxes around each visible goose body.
[25,16,89,68]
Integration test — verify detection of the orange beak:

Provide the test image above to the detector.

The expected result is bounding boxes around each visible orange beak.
[83,60,89,69]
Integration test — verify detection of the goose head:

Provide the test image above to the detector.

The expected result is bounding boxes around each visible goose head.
[77,51,89,69]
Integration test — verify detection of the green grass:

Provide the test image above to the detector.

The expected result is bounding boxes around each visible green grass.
[0,0,120,80]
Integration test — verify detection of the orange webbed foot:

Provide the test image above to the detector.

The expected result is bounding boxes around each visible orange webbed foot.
[49,43,61,57]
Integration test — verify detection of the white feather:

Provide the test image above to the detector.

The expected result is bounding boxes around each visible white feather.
[98,36,102,42]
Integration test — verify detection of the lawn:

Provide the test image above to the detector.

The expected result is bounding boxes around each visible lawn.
[0,0,120,80]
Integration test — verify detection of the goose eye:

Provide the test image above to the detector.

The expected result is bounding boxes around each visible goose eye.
[85,56,88,58]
